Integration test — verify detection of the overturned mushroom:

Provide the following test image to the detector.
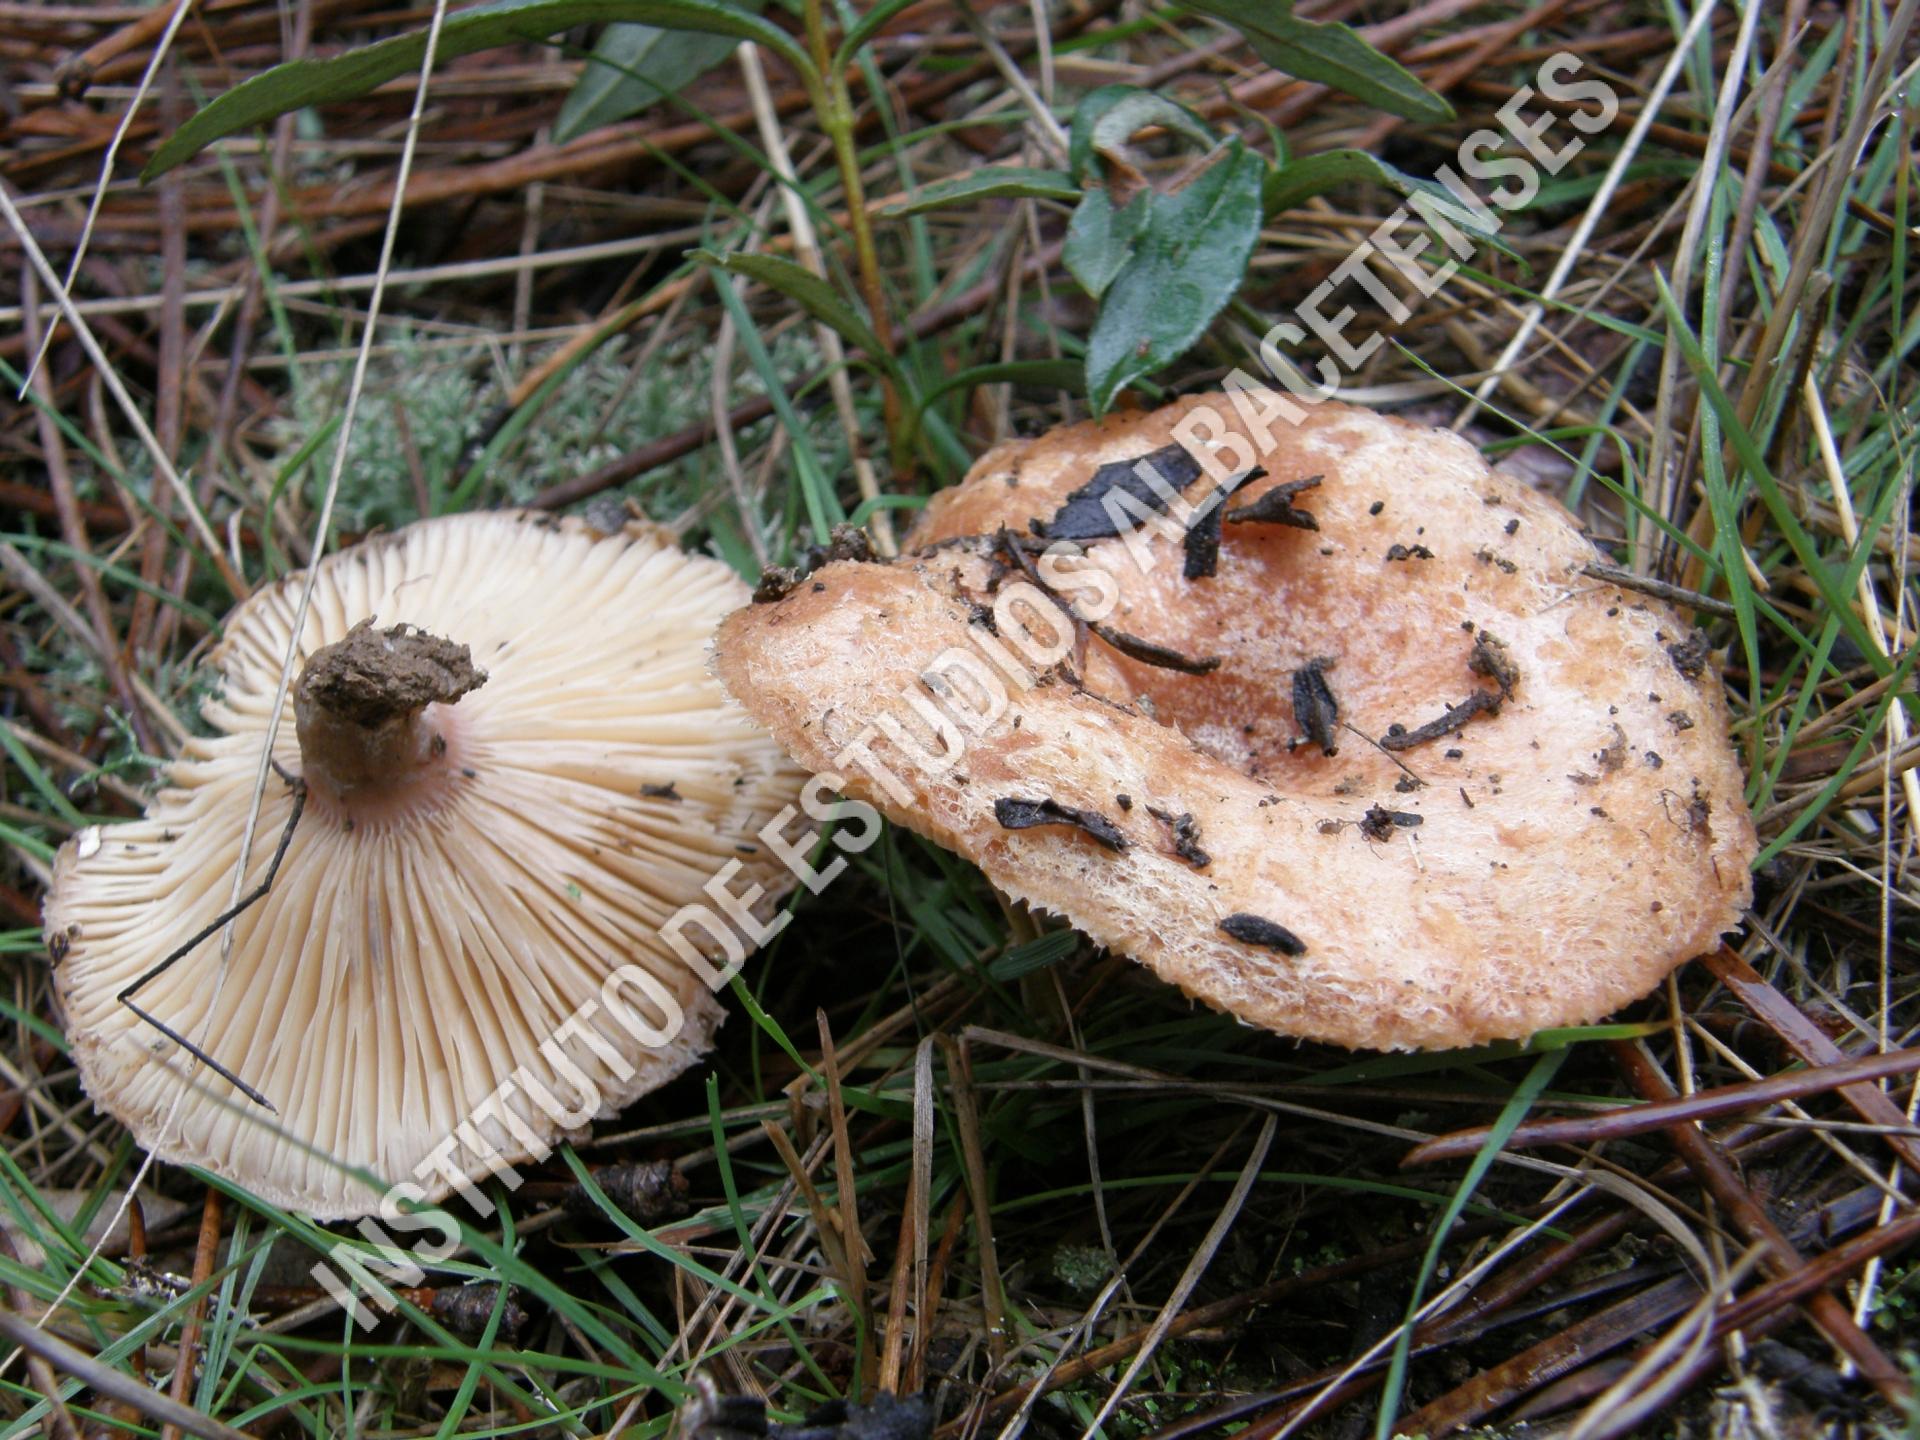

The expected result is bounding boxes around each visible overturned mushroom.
[45,512,805,1218]
[715,395,1756,1050]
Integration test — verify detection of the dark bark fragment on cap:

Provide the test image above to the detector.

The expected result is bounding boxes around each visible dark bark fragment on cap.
[1224,474,1322,531]
[1182,468,1264,579]
[1182,495,1226,580]
[1036,443,1202,542]
[994,796,1129,851]
[1291,658,1340,756]
[1380,690,1502,752]
[1381,628,1523,753]
[1218,913,1306,955]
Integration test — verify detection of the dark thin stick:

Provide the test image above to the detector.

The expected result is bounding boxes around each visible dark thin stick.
[995,526,1091,671]
[1609,1040,1908,1404]
[1703,943,1920,1173]
[995,529,1220,675]
[0,1306,258,1440]
[1581,563,1738,619]
[117,777,306,1113]
[1339,721,1425,788]
[1088,624,1221,675]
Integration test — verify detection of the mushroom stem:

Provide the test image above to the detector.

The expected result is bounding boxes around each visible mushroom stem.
[293,621,486,798]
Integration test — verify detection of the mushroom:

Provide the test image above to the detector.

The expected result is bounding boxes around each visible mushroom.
[714,395,1757,1050]
[45,512,805,1218]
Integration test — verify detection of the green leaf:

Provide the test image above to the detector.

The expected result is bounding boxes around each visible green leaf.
[1175,0,1451,123]
[1068,84,1214,184]
[693,248,886,363]
[988,930,1081,982]
[1085,140,1265,414]
[1063,187,1152,298]
[1264,149,1523,262]
[878,166,1080,218]
[553,8,759,144]
[143,0,813,179]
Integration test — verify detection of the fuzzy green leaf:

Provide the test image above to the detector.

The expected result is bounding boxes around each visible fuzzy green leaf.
[1063,188,1153,298]
[1068,84,1214,184]
[143,0,811,179]
[1085,140,1265,414]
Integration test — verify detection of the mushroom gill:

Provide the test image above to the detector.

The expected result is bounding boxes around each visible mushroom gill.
[46,512,807,1218]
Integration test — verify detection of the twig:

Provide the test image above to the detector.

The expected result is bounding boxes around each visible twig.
[160,1188,224,1440]
[1580,563,1737,619]
[1403,1040,1920,1165]
[1610,1038,1907,1404]
[0,1307,257,1440]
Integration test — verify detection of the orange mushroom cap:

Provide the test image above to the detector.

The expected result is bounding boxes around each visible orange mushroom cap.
[715,396,1756,1050]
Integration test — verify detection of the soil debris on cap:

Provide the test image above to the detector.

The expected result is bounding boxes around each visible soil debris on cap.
[1224,474,1322,531]
[754,524,877,603]
[1290,658,1340,756]
[1469,628,1520,696]
[1667,629,1712,678]
[1360,804,1425,841]
[1386,542,1435,561]
[1218,913,1307,955]
[1147,807,1211,868]
[1597,724,1629,773]
[994,796,1129,851]
[1475,546,1519,573]
[1036,442,1202,542]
